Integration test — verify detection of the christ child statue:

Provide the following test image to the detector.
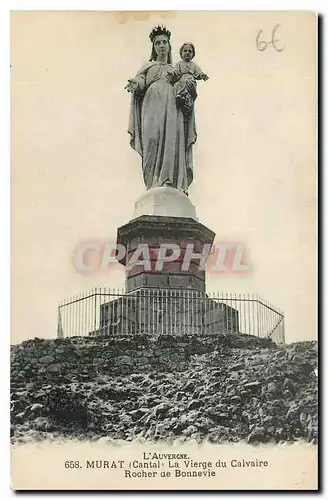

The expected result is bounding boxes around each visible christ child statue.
[170,42,209,116]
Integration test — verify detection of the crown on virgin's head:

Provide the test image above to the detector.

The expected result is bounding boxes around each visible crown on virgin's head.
[149,26,171,43]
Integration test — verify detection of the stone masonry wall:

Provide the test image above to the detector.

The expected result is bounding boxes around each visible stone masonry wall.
[11,333,273,383]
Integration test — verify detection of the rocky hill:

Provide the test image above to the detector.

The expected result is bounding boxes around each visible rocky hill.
[11,333,318,445]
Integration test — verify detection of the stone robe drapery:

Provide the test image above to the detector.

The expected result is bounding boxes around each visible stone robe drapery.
[128,62,197,193]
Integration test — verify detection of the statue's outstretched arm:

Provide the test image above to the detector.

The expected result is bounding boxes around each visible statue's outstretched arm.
[125,64,152,94]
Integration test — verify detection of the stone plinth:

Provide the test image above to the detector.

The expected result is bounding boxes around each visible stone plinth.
[117,215,215,293]
[113,187,239,336]
[97,289,239,337]
[132,186,198,221]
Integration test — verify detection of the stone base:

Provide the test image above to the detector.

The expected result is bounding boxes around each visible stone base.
[117,215,215,293]
[97,289,240,337]
[112,195,237,335]
[132,186,198,221]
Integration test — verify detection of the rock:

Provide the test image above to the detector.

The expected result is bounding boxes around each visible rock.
[30,403,43,412]
[208,412,230,424]
[184,381,195,392]
[130,408,150,420]
[116,356,132,365]
[183,425,199,436]
[47,364,63,373]
[209,381,221,391]
[267,382,278,393]
[187,400,202,410]
[15,411,26,421]
[39,355,55,364]
[243,381,261,388]
[10,334,317,445]
[153,403,170,417]
[139,357,149,364]
[247,426,266,443]
[230,363,244,371]
[92,358,104,365]
[32,417,51,430]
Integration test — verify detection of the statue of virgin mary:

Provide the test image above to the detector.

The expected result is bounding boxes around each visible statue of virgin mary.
[125,26,197,195]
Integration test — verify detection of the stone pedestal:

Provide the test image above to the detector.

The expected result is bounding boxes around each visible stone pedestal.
[117,186,215,293]
[132,186,198,221]
[117,214,215,293]
[96,289,239,337]
[110,187,239,335]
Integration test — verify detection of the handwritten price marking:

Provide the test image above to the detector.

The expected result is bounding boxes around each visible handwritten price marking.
[256,24,285,52]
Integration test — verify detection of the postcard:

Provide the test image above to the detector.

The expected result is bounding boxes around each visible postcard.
[11,10,318,490]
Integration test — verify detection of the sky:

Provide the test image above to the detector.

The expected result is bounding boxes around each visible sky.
[11,11,317,344]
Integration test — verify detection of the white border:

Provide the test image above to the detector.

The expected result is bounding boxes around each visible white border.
[2,0,327,10]
[3,1,324,498]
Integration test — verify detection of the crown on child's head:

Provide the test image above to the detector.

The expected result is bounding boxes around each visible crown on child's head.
[149,25,171,43]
